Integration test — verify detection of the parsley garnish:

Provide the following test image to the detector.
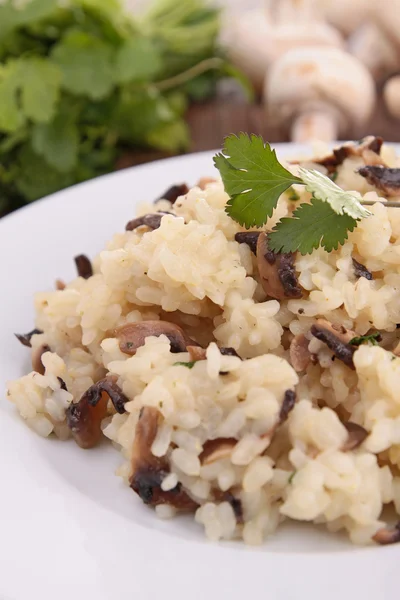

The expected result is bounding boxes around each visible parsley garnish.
[213,133,302,228]
[214,134,372,255]
[173,361,196,369]
[349,333,382,346]
[288,470,297,484]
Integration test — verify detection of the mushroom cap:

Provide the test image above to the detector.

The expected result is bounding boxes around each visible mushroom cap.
[316,0,373,35]
[223,9,342,91]
[347,23,399,80]
[265,46,376,133]
[383,75,400,120]
[372,0,400,46]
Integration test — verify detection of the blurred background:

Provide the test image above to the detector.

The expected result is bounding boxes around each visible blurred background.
[1,0,400,215]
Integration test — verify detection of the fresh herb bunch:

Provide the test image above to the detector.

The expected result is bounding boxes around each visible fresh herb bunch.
[214,133,372,255]
[0,0,239,213]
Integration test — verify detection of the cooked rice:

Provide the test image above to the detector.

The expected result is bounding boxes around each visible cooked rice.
[7,142,400,546]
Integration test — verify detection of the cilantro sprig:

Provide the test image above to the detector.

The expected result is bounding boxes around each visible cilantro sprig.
[214,134,372,255]
[0,0,243,214]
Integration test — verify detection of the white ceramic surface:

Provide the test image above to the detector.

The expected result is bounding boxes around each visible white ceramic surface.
[0,144,398,600]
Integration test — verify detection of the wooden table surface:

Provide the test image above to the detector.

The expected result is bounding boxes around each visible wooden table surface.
[117,97,400,169]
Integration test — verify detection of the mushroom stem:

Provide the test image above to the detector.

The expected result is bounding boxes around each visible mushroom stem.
[291,109,338,143]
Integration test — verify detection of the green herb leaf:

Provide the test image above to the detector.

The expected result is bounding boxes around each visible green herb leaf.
[51,30,114,100]
[114,37,163,83]
[268,198,358,255]
[0,58,61,132]
[288,470,296,484]
[15,144,74,201]
[32,113,79,172]
[299,167,371,220]
[146,119,189,152]
[173,361,196,369]
[214,133,302,228]
[349,333,382,347]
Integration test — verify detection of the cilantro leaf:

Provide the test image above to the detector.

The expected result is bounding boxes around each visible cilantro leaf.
[114,37,163,83]
[0,58,61,132]
[299,167,371,220]
[32,112,79,172]
[349,333,382,347]
[268,198,358,255]
[214,133,302,228]
[146,119,189,152]
[51,30,114,100]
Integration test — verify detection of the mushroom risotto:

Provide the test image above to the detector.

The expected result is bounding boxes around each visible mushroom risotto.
[8,135,400,546]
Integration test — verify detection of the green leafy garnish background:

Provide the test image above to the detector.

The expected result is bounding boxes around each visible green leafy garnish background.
[0,0,243,213]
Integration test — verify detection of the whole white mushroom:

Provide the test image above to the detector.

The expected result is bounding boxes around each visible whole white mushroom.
[315,0,374,36]
[347,22,399,80]
[383,75,400,120]
[222,5,343,92]
[265,46,376,142]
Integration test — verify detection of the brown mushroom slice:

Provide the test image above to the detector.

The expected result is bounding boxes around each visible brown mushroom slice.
[114,321,200,356]
[373,523,400,545]
[74,254,93,279]
[125,212,174,232]
[358,166,400,197]
[187,346,207,361]
[341,421,369,451]
[290,334,311,372]
[256,232,302,300]
[197,177,217,190]
[15,328,43,348]
[235,231,260,255]
[309,136,384,173]
[310,319,356,369]
[130,407,197,510]
[352,258,373,281]
[66,378,129,449]
[32,344,50,375]
[55,279,66,290]
[156,183,189,204]
[200,438,237,465]
[279,390,297,424]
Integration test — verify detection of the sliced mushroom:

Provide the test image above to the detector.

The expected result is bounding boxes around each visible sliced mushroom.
[197,177,217,190]
[352,258,373,281]
[310,319,356,369]
[55,279,66,290]
[310,136,384,173]
[187,346,207,361]
[235,231,261,255]
[74,254,93,279]
[15,328,43,348]
[200,438,237,465]
[256,232,302,300]
[57,377,68,391]
[279,390,297,424]
[289,334,311,372]
[125,212,174,232]
[219,347,241,358]
[32,344,50,375]
[358,166,400,197]
[373,523,400,545]
[66,377,129,449]
[156,183,189,204]
[341,421,369,451]
[130,407,197,510]
[114,321,200,356]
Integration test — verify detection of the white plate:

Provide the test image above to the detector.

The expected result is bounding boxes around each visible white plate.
[0,144,398,600]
